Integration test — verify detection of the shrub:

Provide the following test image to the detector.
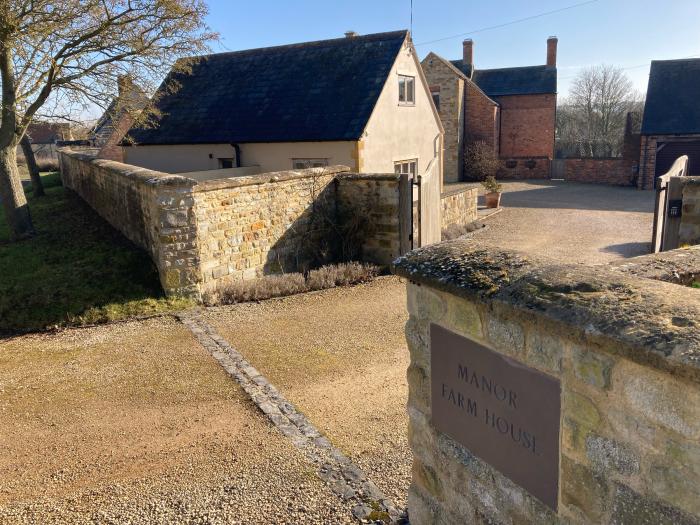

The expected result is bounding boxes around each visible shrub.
[206,262,380,305]
[481,176,503,194]
[463,140,500,182]
[36,158,60,172]
[441,221,487,241]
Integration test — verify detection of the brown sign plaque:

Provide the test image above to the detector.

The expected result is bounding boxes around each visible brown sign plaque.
[430,323,561,510]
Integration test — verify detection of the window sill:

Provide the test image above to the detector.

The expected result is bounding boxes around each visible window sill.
[398,102,416,107]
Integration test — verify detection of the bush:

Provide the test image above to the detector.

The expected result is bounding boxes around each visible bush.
[463,140,500,182]
[36,158,60,172]
[441,221,487,241]
[206,262,380,305]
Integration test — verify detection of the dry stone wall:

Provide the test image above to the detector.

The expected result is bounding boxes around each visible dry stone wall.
[441,185,478,230]
[393,240,700,524]
[60,149,407,298]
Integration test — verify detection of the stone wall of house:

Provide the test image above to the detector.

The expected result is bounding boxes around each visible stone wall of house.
[393,240,700,524]
[463,80,499,153]
[498,157,551,179]
[496,94,556,159]
[60,149,406,298]
[59,149,201,296]
[421,55,464,184]
[441,185,478,230]
[561,158,637,186]
[680,178,700,246]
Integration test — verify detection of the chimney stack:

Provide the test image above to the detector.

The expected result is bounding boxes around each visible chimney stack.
[462,38,473,67]
[344,30,359,38]
[117,74,133,97]
[547,36,558,67]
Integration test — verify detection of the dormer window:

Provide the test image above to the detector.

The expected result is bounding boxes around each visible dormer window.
[398,75,415,105]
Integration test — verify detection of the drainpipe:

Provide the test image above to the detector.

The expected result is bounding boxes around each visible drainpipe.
[231,143,241,167]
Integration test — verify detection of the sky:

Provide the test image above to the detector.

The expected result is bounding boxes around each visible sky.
[205,0,700,99]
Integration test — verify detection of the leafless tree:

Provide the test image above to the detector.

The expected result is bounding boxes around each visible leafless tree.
[0,1,215,241]
[557,65,644,158]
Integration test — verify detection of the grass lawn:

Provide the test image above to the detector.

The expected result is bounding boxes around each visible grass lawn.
[0,173,192,334]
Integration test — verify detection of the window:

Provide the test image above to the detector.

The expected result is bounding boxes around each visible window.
[394,159,417,176]
[292,158,329,169]
[430,86,440,110]
[218,158,234,169]
[398,75,415,105]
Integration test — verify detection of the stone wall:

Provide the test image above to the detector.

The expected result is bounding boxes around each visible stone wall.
[441,185,478,230]
[60,149,405,298]
[561,158,637,186]
[496,94,556,159]
[680,178,700,246]
[393,240,700,524]
[498,157,551,179]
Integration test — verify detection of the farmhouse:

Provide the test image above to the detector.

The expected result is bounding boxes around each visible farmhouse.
[422,37,557,182]
[122,30,443,183]
[639,58,700,189]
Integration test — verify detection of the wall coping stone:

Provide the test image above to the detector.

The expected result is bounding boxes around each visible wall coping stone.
[392,239,700,383]
[192,165,352,192]
[611,246,700,285]
[441,183,479,198]
[336,172,401,182]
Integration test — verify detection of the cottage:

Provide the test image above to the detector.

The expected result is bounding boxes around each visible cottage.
[22,121,72,161]
[639,58,700,189]
[422,37,558,182]
[121,30,443,182]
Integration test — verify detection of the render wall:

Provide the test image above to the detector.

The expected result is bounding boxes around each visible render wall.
[394,241,700,524]
[123,141,356,175]
[496,94,556,159]
[421,55,464,183]
[362,41,443,177]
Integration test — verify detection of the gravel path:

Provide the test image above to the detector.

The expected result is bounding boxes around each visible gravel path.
[0,317,356,524]
[475,180,655,264]
[204,276,412,510]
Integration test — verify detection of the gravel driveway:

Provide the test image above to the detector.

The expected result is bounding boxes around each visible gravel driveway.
[475,180,655,264]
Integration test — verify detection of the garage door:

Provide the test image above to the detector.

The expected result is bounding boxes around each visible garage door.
[655,140,700,177]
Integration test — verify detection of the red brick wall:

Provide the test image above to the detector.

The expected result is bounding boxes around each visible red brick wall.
[498,157,550,179]
[495,94,556,158]
[96,113,135,163]
[562,158,636,186]
[464,80,499,153]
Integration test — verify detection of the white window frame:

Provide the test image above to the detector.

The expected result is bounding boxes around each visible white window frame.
[394,159,418,176]
[292,158,329,169]
[398,74,415,105]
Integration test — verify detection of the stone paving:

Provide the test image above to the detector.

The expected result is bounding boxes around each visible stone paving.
[177,310,406,524]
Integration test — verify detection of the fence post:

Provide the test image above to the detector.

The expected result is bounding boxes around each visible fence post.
[399,173,412,255]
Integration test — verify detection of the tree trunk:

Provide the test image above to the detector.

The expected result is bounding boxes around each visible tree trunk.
[0,143,34,240]
[19,134,44,197]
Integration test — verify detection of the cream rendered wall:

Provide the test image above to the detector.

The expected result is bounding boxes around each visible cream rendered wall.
[239,141,356,172]
[123,141,356,174]
[124,144,238,173]
[360,39,443,177]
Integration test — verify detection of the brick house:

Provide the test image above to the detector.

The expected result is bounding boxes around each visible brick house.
[22,121,72,161]
[639,58,700,189]
[422,38,558,182]
[121,31,443,183]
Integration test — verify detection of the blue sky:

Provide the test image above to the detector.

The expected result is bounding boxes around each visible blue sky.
[206,0,700,98]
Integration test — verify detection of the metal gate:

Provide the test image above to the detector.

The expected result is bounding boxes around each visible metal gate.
[652,155,688,253]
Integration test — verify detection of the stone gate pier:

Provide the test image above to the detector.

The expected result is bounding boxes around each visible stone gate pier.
[393,241,700,524]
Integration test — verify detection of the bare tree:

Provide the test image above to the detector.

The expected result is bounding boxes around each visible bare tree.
[557,65,643,158]
[0,1,215,241]
[19,133,43,196]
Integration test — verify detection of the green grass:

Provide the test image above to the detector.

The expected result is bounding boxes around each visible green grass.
[693,282,700,289]
[0,173,192,334]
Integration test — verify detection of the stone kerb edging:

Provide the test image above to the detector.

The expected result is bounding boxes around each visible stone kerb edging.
[177,311,404,524]
[392,239,700,384]
[192,165,352,192]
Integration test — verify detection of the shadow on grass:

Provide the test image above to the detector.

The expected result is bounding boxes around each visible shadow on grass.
[0,173,192,335]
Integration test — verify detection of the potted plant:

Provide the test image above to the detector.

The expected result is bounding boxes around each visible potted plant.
[481,176,503,208]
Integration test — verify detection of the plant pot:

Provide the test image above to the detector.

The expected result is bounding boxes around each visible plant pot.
[485,192,502,208]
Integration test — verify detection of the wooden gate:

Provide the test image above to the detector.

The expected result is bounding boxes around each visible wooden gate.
[417,158,441,247]
[551,159,566,179]
[652,155,688,253]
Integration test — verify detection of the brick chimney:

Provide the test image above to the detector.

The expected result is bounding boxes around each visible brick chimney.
[546,36,558,67]
[344,30,359,38]
[117,74,133,97]
[462,38,474,77]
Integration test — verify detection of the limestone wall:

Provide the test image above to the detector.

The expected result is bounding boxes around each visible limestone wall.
[60,149,405,298]
[680,178,700,246]
[441,185,478,230]
[393,241,700,524]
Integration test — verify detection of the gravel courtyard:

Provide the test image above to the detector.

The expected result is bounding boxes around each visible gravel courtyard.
[475,180,655,264]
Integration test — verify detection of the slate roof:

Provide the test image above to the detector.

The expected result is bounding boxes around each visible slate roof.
[641,58,700,135]
[127,31,408,145]
[450,60,557,97]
